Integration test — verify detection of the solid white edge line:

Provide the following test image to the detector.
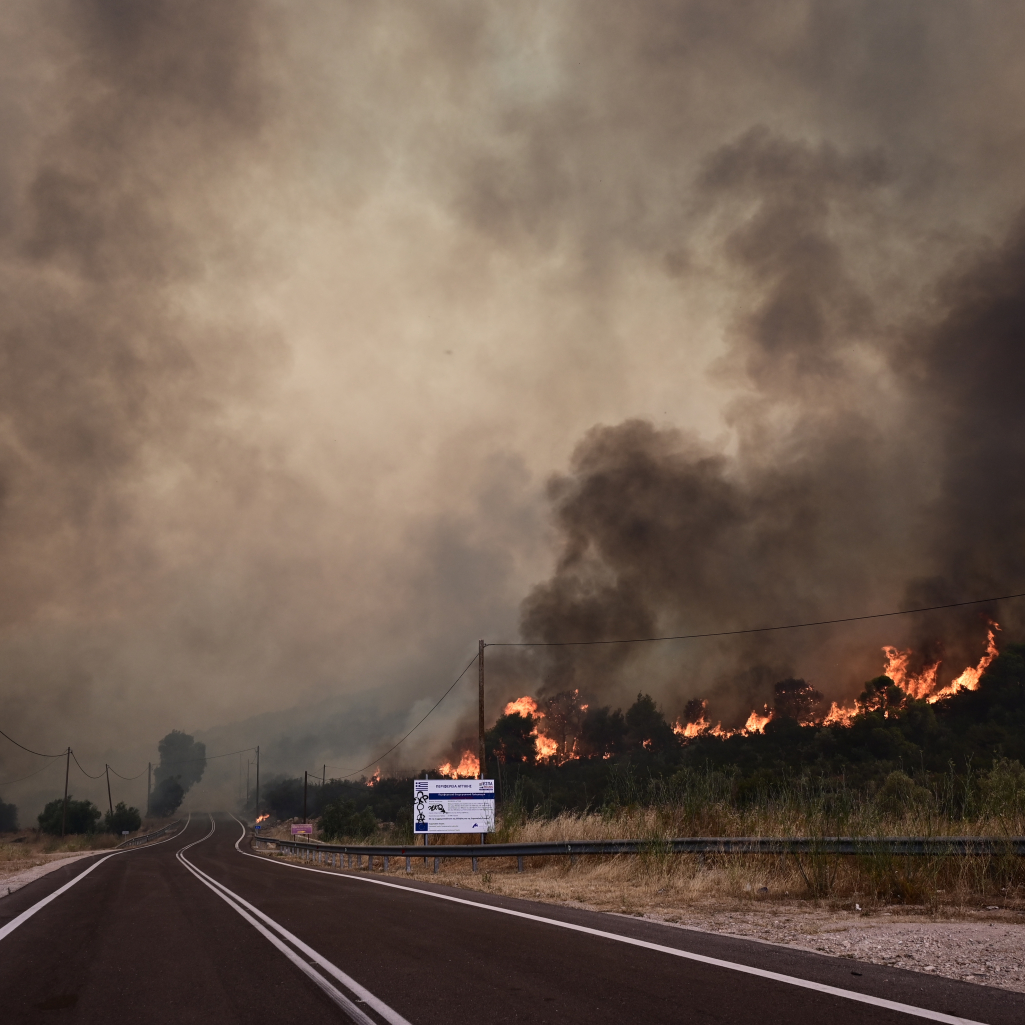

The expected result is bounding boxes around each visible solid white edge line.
[238,824,992,1025]
[0,812,192,945]
[180,815,411,1025]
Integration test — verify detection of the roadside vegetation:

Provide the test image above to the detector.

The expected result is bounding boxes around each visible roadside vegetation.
[257,644,1025,908]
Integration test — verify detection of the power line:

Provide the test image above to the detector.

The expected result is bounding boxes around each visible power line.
[0,756,62,788]
[107,764,148,781]
[486,590,1025,648]
[70,750,106,780]
[0,728,65,759]
[324,653,480,779]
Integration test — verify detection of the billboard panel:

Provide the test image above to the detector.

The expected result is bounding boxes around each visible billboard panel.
[413,779,494,833]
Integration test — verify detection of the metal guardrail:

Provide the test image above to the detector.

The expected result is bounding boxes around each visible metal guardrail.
[250,833,1025,874]
[116,818,184,849]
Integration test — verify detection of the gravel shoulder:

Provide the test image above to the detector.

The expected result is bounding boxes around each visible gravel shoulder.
[637,903,1025,993]
[0,850,105,897]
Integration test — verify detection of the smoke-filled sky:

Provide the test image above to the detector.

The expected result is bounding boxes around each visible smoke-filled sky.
[2,1,1025,814]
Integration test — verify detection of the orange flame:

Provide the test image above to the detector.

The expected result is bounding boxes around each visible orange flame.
[822,700,857,727]
[881,622,1000,705]
[743,708,772,734]
[882,646,939,700]
[504,695,539,717]
[535,734,559,760]
[437,750,480,778]
[367,768,381,786]
[926,624,1000,702]
[255,813,269,823]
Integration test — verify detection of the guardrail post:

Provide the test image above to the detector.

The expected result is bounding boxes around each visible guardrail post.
[405,856,411,873]
[433,857,439,873]
[472,856,478,872]
[517,856,523,872]
[383,855,389,871]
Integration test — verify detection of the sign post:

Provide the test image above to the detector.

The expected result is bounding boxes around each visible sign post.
[414,779,494,836]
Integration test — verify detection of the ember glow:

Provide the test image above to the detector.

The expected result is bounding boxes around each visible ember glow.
[437,751,480,778]
[366,767,381,786]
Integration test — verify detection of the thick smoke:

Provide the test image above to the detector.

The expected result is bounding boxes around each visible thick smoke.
[2,2,1025,809]
[517,134,1025,723]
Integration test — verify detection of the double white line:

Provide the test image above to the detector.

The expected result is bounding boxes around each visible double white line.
[176,815,410,1025]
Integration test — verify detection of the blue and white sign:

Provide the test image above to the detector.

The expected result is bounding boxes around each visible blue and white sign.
[414,779,495,833]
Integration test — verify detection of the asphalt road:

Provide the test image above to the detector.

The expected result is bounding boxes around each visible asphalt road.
[1,814,1022,1024]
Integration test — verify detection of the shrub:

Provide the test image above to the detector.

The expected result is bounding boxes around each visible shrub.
[104,801,142,835]
[37,796,101,835]
[875,770,933,817]
[319,799,377,840]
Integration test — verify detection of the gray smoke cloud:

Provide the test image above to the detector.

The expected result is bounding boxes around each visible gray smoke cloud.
[0,1,1023,811]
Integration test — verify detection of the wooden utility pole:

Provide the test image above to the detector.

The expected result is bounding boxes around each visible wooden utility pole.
[478,639,486,847]
[146,762,151,817]
[105,764,113,820]
[255,745,260,818]
[303,770,308,823]
[478,639,485,779]
[61,747,70,837]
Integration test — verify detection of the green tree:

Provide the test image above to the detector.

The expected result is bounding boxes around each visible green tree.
[104,801,142,834]
[486,712,538,764]
[319,799,377,840]
[37,796,100,835]
[625,693,677,753]
[154,731,206,792]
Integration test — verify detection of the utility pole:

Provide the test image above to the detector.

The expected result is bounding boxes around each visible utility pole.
[105,764,113,820]
[255,745,260,819]
[146,762,151,817]
[246,760,250,806]
[479,639,486,847]
[322,764,326,787]
[303,770,308,824]
[478,639,485,780]
[61,747,70,837]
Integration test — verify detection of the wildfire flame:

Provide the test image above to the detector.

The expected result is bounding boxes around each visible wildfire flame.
[925,624,1000,702]
[504,695,539,717]
[366,767,381,786]
[504,693,586,763]
[255,813,269,823]
[743,708,772,734]
[822,700,857,727]
[437,750,480,778]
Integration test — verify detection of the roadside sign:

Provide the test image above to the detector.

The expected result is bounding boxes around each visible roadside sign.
[121,830,130,837]
[291,823,313,836]
[414,779,494,834]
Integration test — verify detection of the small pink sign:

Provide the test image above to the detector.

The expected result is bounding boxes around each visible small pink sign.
[291,823,313,835]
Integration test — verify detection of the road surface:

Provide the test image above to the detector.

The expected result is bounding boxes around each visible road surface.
[0,813,1021,1024]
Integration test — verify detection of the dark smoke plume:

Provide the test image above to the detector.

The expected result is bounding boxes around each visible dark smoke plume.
[517,131,1025,725]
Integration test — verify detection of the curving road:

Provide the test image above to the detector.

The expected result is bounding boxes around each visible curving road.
[0,813,1021,1024]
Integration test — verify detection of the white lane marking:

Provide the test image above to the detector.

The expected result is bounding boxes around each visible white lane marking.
[180,815,412,1025]
[238,823,990,1025]
[0,813,191,945]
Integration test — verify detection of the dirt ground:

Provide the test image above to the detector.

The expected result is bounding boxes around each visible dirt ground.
[257,842,1025,994]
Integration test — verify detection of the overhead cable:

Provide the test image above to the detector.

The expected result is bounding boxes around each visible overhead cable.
[325,652,480,779]
[486,590,1025,648]
[0,756,62,788]
[70,750,106,779]
[0,728,65,759]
